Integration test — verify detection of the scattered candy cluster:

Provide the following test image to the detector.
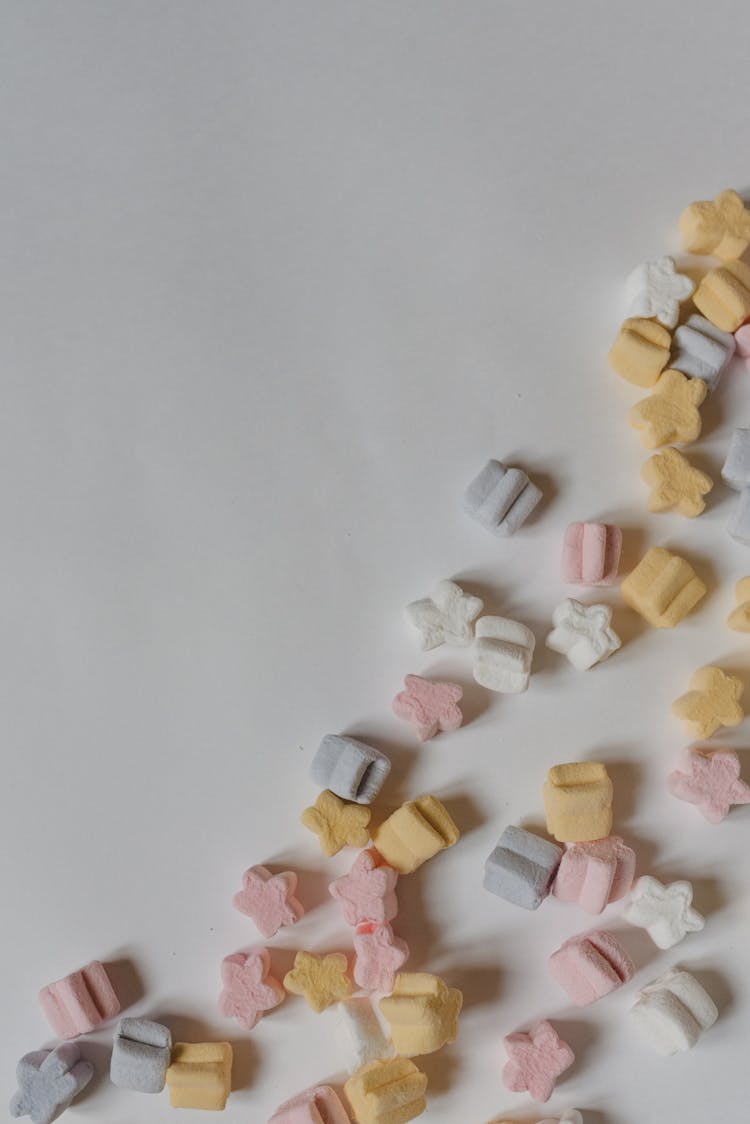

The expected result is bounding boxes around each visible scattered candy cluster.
[10,188,750,1124]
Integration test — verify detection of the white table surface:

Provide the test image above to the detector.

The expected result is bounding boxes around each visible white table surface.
[1,3,748,1121]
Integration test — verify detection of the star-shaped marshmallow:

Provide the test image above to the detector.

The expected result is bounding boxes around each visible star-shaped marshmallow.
[680,188,750,259]
[629,369,707,449]
[232,865,305,938]
[405,579,484,650]
[218,950,284,1030]
[329,848,398,927]
[672,665,744,740]
[625,876,705,949]
[502,1020,575,1103]
[625,255,695,328]
[353,923,409,994]
[283,951,353,1012]
[545,599,621,670]
[392,674,463,741]
[301,790,371,856]
[10,1044,94,1124]
[668,746,750,823]
[641,447,713,518]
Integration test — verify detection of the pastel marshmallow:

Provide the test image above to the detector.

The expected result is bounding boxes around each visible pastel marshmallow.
[668,746,750,823]
[641,448,713,517]
[693,258,750,331]
[312,736,391,805]
[379,973,462,1057]
[473,615,535,693]
[10,1044,94,1124]
[483,825,562,910]
[284,951,354,1013]
[727,576,750,631]
[549,930,634,1006]
[462,459,542,536]
[405,580,483,649]
[679,189,750,259]
[625,256,695,328]
[344,1058,427,1124]
[166,1043,232,1111]
[608,317,671,387]
[335,997,395,1074]
[232,865,304,938]
[353,924,409,995]
[330,849,399,928]
[721,427,750,489]
[371,795,459,874]
[629,369,707,449]
[218,950,284,1030]
[543,762,613,843]
[545,599,621,670]
[110,1017,172,1094]
[553,836,636,914]
[502,1020,575,1103]
[728,488,750,544]
[625,876,705,950]
[268,1085,352,1124]
[392,675,463,741]
[561,522,621,585]
[621,547,706,628]
[630,968,718,1055]
[39,961,120,1040]
[301,791,372,857]
[671,666,744,740]
[671,314,736,391]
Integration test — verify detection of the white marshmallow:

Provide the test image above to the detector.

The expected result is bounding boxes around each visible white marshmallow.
[630,968,718,1055]
[721,428,750,490]
[671,314,736,391]
[625,876,705,950]
[545,599,621,670]
[625,256,695,329]
[473,616,535,693]
[335,997,394,1074]
[728,489,750,545]
[405,580,484,650]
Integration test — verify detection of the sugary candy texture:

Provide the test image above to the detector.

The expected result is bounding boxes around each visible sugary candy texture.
[330,849,399,928]
[110,1017,172,1093]
[608,317,671,387]
[548,930,634,1006]
[502,1020,575,1103]
[641,448,713,518]
[39,960,121,1040]
[561,522,622,585]
[218,950,284,1030]
[621,547,706,628]
[379,973,462,1057]
[625,876,704,950]
[336,997,395,1075]
[284,952,354,1013]
[462,459,542,536]
[671,666,744,739]
[392,675,463,741]
[302,791,372,857]
[727,576,750,632]
[624,256,694,328]
[353,925,409,995]
[483,825,562,910]
[553,836,635,914]
[543,762,613,843]
[10,1044,94,1124]
[667,746,750,823]
[268,1085,352,1124]
[233,865,304,937]
[312,736,391,805]
[371,795,459,874]
[473,616,536,693]
[545,599,620,671]
[405,580,483,649]
[630,968,718,1055]
[671,314,736,391]
[679,189,750,259]
[722,427,750,490]
[693,258,750,331]
[629,369,707,449]
[344,1058,427,1124]
[165,1043,232,1111]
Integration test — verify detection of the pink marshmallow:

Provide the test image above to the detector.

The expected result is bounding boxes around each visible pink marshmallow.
[561,522,622,586]
[39,961,121,1039]
[549,930,633,1006]
[353,923,409,994]
[667,746,750,823]
[553,836,636,914]
[218,949,284,1030]
[329,848,398,928]
[392,675,463,741]
[735,323,750,365]
[268,1084,351,1124]
[503,1020,575,1103]
[233,865,305,938]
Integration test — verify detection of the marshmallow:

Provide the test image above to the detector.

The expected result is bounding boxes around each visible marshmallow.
[39,960,120,1040]
[232,865,304,938]
[668,746,750,823]
[392,675,463,741]
[608,317,671,387]
[693,258,750,331]
[371,795,459,874]
[462,459,542,536]
[405,580,483,649]
[672,666,744,740]
[312,736,391,805]
[641,447,713,517]
[727,488,750,544]
[735,323,750,366]
[166,1043,232,1111]
[553,836,635,914]
[330,849,399,928]
[344,1058,427,1124]
[379,973,462,1057]
[543,762,613,843]
[336,997,395,1074]
[621,546,706,628]
[302,791,372,857]
[679,188,750,259]
[722,427,750,494]
[545,599,621,671]
[284,951,354,1013]
[353,924,409,994]
[502,1020,575,1103]
[268,1085,351,1124]
[549,930,634,1006]
[218,950,284,1030]
[727,576,750,631]
[473,615,535,692]
[110,1017,172,1094]
[630,968,718,1055]
[625,876,705,950]
[10,1045,94,1124]
[625,256,694,328]
[561,522,621,585]
[629,369,707,449]
[483,825,562,910]
[671,314,736,391]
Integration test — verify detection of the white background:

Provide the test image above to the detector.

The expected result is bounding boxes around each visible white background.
[1,3,749,1122]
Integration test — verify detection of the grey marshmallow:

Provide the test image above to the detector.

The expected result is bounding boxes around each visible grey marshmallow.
[483,825,562,910]
[10,1044,93,1124]
[110,1017,172,1094]
[462,460,542,536]
[311,735,391,804]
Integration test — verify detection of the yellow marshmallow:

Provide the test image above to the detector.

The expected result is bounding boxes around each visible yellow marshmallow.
[371,795,459,874]
[165,1043,232,1111]
[641,447,713,517]
[301,790,371,856]
[608,317,672,387]
[672,666,744,740]
[679,189,750,260]
[283,950,353,1012]
[344,1057,427,1124]
[621,547,706,628]
[727,577,750,632]
[693,259,750,332]
[543,762,613,843]
[379,973,462,1057]
[629,369,707,449]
